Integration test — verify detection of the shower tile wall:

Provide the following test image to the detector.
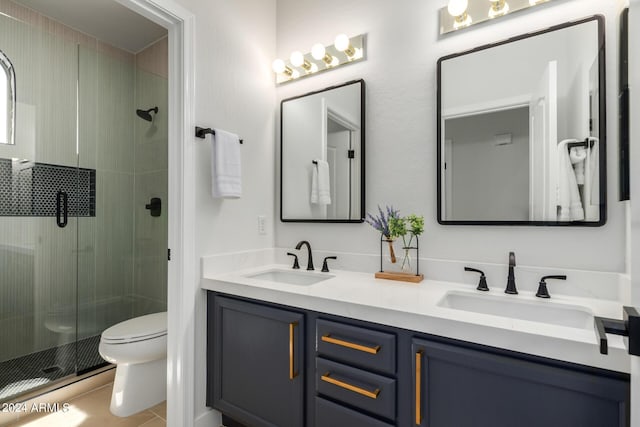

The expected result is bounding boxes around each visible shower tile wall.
[0,0,167,366]
[78,42,137,346]
[133,38,168,317]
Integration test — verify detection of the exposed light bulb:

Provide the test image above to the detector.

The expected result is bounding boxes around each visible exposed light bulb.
[272,58,293,77]
[453,12,472,29]
[447,0,468,17]
[290,51,304,67]
[272,59,286,74]
[311,43,326,61]
[488,0,509,18]
[334,34,350,51]
[291,69,300,79]
[334,33,356,58]
[330,56,339,67]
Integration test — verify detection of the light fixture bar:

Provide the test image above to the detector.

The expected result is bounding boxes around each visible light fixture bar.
[439,0,553,35]
[273,34,366,85]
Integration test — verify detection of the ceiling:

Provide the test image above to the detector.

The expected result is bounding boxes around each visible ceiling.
[12,0,167,53]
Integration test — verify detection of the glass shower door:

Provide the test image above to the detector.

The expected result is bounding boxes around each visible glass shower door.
[0,11,83,401]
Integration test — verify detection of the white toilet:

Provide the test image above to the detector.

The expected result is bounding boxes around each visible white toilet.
[99,312,167,417]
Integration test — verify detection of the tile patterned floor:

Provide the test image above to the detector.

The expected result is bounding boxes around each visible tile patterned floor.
[5,383,166,427]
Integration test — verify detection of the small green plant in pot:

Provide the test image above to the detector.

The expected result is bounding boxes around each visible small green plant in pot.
[366,206,425,278]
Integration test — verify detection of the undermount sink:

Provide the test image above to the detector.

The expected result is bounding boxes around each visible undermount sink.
[437,291,594,329]
[246,269,334,286]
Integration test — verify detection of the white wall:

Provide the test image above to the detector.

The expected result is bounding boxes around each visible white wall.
[275,0,628,273]
[170,0,276,423]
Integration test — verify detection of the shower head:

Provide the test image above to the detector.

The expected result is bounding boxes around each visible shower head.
[136,106,158,122]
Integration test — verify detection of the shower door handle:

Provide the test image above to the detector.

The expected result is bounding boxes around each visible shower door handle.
[56,191,68,228]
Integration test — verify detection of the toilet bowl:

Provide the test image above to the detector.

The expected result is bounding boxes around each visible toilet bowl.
[99,312,167,417]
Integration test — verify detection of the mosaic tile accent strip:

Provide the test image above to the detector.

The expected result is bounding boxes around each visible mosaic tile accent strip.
[0,158,96,217]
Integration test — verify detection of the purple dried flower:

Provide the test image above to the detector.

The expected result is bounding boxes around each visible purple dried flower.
[365,205,399,237]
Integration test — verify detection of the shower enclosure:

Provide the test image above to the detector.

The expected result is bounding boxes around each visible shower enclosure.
[0,1,167,403]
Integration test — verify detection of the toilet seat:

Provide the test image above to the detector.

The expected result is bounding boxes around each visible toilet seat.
[101,312,167,344]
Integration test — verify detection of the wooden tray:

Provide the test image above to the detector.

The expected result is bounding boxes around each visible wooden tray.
[375,271,424,283]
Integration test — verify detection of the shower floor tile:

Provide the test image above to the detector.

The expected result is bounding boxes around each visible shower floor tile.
[0,335,106,403]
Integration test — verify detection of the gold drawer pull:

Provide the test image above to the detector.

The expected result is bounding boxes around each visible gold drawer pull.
[321,372,380,399]
[415,350,422,425]
[289,322,298,380]
[321,334,381,354]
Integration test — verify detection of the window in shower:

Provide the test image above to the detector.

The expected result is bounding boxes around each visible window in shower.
[0,49,15,145]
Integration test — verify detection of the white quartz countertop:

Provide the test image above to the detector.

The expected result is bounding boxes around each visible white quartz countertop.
[201,264,630,374]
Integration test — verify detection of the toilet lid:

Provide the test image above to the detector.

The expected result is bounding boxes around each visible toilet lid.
[101,312,167,343]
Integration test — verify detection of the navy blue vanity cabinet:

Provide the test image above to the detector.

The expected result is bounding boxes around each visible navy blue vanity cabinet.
[207,294,305,427]
[411,338,630,427]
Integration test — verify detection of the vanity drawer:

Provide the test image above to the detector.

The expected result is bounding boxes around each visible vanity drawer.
[316,358,396,421]
[315,397,394,427]
[316,319,396,374]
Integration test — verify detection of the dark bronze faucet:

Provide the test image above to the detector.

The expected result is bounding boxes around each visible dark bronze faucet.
[295,240,314,271]
[505,251,517,294]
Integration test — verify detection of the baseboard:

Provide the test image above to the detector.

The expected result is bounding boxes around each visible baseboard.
[195,408,222,427]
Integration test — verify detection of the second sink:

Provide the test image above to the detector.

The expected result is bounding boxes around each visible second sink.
[437,290,594,329]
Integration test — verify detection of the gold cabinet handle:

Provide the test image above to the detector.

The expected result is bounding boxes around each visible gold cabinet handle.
[321,372,380,399]
[321,334,381,354]
[289,322,298,380]
[415,350,422,425]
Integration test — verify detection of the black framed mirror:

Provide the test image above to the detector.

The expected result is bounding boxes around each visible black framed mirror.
[280,79,365,222]
[437,15,606,226]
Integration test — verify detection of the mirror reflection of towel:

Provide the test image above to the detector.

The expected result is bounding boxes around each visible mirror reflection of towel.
[311,160,331,205]
[557,140,584,221]
[569,147,587,184]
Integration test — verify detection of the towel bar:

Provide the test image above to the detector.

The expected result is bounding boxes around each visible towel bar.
[566,137,594,150]
[195,126,243,144]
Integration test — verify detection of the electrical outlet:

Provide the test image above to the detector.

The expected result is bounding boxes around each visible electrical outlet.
[257,215,266,235]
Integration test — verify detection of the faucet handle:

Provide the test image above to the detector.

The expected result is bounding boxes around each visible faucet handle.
[464,267,489,291]
[287,252,300,269]
[536,275,567,298]
[322,256,337,273]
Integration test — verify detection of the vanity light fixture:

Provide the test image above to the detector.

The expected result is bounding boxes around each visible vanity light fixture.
[272,34,366,84]
[440,0,556,34]
[488,0,509,18]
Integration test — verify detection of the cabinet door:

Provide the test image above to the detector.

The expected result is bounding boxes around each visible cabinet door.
[209,295,304,427]
[411,338,629,427]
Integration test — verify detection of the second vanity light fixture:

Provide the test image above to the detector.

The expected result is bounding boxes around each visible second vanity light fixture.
[272,33,365,84]
[441,0,552,34]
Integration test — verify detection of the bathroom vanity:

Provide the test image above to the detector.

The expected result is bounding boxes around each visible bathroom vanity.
[203,266,630,427]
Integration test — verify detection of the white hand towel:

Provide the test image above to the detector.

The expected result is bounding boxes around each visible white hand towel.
[211,129,241,199]
[310,160,331,205]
